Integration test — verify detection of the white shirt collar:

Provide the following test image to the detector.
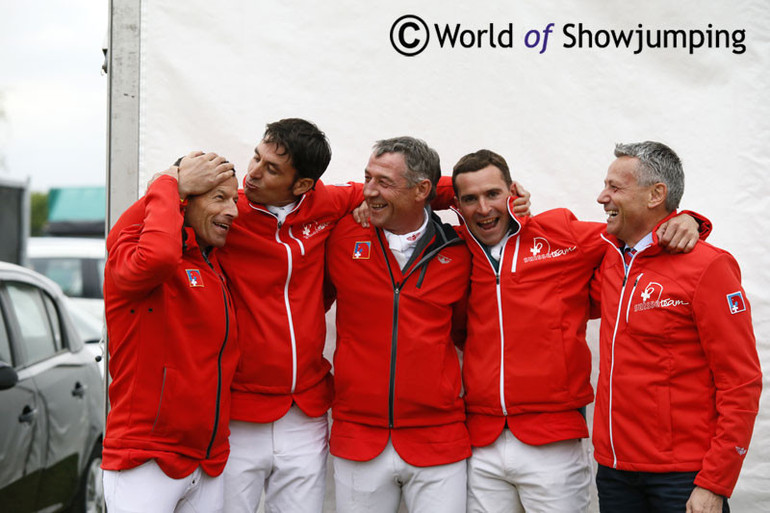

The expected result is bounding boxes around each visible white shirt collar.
[625,232,654,253]
[267,201,297,225]
[384,209,429,269]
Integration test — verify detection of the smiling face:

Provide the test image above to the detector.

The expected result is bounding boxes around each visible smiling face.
[455,165,515,246]
[363,151,430,234]
[597,156,659,247]
[243,140,304,206]
[185,176,239,248]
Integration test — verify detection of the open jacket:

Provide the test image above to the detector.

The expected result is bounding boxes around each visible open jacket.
[325,211,472,467]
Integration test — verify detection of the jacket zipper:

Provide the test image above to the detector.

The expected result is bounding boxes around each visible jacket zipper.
[375,224,461,428]
[601,235,646,468]
[465,225,519,417]
[249,199,305,394]
[202,252,230,459]
[452,204,523,417]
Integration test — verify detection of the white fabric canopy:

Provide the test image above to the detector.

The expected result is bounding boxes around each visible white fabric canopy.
[135,1,769,509]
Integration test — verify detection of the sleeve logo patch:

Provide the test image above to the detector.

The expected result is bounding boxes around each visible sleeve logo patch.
[726,291,746,314]
[353,241,371,260]
[186,269,205,287]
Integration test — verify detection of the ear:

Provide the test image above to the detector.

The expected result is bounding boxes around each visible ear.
[648,183,667,209]
[415,179,432,203]
[291,177,315,197]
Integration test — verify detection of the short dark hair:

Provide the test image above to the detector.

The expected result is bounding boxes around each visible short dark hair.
[452,149,512,195]
[263,118,332,183]
[372,137,441,202]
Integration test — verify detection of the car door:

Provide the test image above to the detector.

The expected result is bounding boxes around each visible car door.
[1,281,95,511]
[0,285,47,512]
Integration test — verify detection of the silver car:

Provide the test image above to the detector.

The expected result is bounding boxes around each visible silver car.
[0,261,103,512]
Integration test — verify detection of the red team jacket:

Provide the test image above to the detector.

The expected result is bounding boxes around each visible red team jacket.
[107,179,366,423]
[102,176,239,478]
[457,201,606,447]
[218,180,365,422]
[593,213,762,497]
[325,213,472,467]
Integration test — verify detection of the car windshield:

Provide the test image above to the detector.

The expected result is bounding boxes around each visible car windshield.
[29,257,104,299]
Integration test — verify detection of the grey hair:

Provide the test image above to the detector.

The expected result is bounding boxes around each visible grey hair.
[372,136,441,201]
[614,141,684,211]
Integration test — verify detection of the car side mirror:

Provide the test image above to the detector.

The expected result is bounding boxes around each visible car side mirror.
[0,365,19,390]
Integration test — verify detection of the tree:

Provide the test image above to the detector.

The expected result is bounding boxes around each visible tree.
[30,191,49,236]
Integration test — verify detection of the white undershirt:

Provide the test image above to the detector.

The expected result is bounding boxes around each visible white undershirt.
[384,209,429,270]
[267,201,297,226]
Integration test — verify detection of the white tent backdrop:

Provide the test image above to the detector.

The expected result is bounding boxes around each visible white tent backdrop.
[131,1,769,509]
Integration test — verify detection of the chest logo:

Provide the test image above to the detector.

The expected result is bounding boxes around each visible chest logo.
[633,281,688,312]
[522,236,577,264]
[436,254,452,264]
[301,221,330,240]
[353,241,371,259]
[185,269,204,287]
[726,291,746,314]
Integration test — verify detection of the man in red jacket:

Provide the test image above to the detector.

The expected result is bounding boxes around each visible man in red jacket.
[593,141,761,513]
[102,153,240,513]
[326,137,472,513]
[450,149,704,513]
[167,118,366,513]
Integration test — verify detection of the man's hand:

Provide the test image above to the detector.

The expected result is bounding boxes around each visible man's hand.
[686,486,723,513]
[657,213,698,254]
[352,201,370,228]
[177,151,236,200]
[511,181,531,217]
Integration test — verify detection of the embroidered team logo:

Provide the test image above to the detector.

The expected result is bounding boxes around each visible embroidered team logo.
[530,237,550,257]
[436,253,452,264]
[639,282,663,303]
[633,280,688,312]
[735,446,747,456]
[353,241,371,259]
[185,269,204,287]
[726,291,746,314]
[522,236,577,264]
[301,221,330,240]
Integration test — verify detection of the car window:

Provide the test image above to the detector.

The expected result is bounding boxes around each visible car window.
[97,258,105,295]
[42,294,63,351]
[29,257,84,297]
[0,308,11,365]
[6,282,59,364]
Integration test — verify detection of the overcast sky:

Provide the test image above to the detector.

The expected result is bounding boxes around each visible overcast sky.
[0,2,108,192]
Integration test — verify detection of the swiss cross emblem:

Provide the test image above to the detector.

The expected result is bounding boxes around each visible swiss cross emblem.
[186,269,204,287]
[726,291,746,314]
[353,241,371,260]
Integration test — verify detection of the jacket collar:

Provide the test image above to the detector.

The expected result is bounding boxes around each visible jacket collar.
[600,210,680,257]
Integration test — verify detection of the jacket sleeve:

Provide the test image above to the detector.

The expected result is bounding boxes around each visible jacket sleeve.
[691,253,762,497]
[680,209,712,240]
[430,176,457,211]
[106,175,185,295]
[323,181,365,218]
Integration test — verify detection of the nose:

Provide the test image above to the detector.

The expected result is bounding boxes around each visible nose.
[478,197,491,215]
[363,179,378,199]
[247,159,262,179]
[597,188,608,205]
[225,200,239,219]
